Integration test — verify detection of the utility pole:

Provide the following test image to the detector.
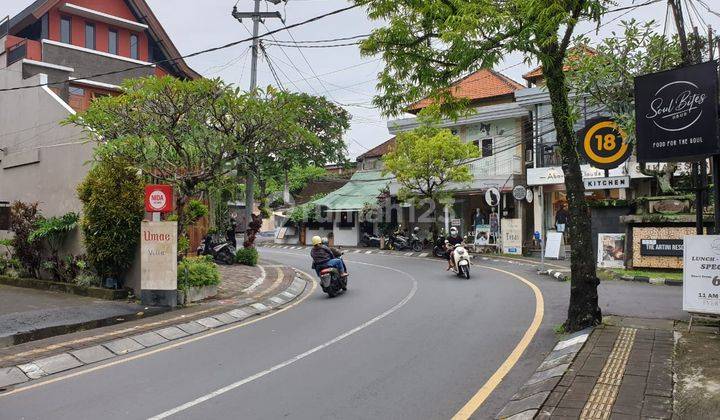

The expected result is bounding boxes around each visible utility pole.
[231,1,283,242]
[669,0,705,234]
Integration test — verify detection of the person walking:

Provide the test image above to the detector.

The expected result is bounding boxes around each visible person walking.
[555,203,569,234]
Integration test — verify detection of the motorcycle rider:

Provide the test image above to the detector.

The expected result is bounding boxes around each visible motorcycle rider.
[445,227,463,271]
[322,237,348,274]
[311,235,348,277]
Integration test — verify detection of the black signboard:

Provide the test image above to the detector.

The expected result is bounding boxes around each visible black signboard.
[634,61,720,162]
[640,239,683,257]
[578,117,632,169]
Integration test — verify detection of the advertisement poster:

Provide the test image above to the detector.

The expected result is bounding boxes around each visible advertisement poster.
[141,221,178,291]
[597,233,626,268]
[545,231,564,259]
[683,235,720,315]
[474,224,491,246]
[501,218,522,255]
[634,61,720,161]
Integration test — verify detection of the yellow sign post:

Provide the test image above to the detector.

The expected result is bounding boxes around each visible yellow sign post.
[579,117,631,170]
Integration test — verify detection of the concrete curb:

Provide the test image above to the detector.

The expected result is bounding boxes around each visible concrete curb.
[538,269,569,282]
[0,272,310,392]
[616,274,682,286]
[496,328,592,419]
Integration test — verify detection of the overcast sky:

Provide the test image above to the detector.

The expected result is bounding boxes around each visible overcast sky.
[4,0,719,158]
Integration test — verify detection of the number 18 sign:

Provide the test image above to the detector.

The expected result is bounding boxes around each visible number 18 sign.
[579,117,632,170]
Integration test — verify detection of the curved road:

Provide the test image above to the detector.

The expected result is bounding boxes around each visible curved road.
[0,250,594,419]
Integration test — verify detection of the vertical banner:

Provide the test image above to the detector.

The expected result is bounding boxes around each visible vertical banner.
[501,218,522,255]
[683,235,720,315]
[141,221,178,306]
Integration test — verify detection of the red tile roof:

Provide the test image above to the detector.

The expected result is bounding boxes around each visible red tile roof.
[522,45,597,83]
[407,68,524,112]
[357,137,396,160]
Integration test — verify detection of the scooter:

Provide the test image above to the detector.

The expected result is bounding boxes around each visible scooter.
[433,235,447,258]
[360,232,382,248]
[313,259,348,297]
[410,231,423,252]
[197,234,236,265]
[451,244,471,279]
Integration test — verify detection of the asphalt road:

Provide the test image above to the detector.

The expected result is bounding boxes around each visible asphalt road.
[0,250,683,419]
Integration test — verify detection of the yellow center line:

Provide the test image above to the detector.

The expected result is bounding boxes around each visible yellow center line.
[451,265,545,420]
[0,275,317,398]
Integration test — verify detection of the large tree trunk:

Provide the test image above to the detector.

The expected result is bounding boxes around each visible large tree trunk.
[543,57,602,332]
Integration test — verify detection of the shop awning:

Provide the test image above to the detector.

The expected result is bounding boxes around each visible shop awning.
[313,170,390,212]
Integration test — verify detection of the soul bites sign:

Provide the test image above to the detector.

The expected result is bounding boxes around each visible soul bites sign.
[140,221,177,306]
[635,61,720,162]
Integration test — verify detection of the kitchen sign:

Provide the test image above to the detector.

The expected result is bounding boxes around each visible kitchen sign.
[579,117,632,170]
[641,239,683,257]
[683,235,720,315]
[584,176,630,190]
[145,184,173,213]
[635,61,720,162]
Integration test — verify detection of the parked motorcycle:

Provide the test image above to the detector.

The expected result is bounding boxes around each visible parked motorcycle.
[360,232,382,248]
[433,235,447,258]
[313,259,348,297]
[197,234,236,265]
[451,244,471,279]
[409,228,423,252]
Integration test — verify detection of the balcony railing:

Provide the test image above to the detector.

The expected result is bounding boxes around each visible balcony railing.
[469,155,522,177]
[5,36,42,66]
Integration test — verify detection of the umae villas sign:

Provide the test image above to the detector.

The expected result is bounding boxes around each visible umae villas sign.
[634,61,720,162]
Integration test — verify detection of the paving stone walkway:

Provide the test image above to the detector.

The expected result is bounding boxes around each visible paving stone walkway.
[537,318,674,419]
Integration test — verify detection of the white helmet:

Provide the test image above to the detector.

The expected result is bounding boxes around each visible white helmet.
[450,227,458,237]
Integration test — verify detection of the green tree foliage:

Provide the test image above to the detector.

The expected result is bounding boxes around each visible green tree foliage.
[77,158,145,281]
[30,212,79,281]
[568,20,683,194]
[68,77,239,238]
[358,0,611,331]
[10,202,43,278]
[382,122,479,203]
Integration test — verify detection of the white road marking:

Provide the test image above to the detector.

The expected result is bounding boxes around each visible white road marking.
[149,260,418,420]
[241,265,266,294]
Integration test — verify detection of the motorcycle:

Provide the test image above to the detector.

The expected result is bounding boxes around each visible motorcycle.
[410,232,423,252]
[313,259,348,298]
[388,232,411,250]
[360,232,382,248]
[197,234,236,265]
[451,244,471,279]
[433,235,447,258]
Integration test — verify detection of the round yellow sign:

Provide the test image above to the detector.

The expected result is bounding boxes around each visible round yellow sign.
[580,118,631,170]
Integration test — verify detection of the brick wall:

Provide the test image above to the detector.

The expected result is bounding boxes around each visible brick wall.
[632,226,699,269]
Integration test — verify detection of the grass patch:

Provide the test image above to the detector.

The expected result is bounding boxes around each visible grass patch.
[604,268,682,281]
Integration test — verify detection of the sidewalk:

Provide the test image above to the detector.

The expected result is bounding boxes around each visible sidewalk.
[0,259,285,357]
[537,317,675,419]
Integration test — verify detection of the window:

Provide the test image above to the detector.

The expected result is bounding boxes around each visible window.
[69,86,85,96]
[130,33,138,59]
[85,22,95,49]
[481,139,493,157]
[108,29,118,55]
[60,16,71,44]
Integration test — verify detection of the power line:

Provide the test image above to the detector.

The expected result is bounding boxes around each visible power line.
[0,4,359,93]
[266,34,369,44]
[264,41,363,48]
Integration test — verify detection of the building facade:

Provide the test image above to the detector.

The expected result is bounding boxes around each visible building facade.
[0,0,198,219]
[384,69,534,252]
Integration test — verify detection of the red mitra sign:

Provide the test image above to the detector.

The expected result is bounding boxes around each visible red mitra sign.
[145,185,173,213]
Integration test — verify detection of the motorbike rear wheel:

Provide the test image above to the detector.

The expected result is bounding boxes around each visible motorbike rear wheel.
[412,242,423,252]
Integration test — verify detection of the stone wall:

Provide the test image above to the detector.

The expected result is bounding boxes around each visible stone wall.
[632,226,698,269]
